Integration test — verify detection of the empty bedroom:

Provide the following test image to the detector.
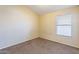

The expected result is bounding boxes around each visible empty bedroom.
[0,5,79,54]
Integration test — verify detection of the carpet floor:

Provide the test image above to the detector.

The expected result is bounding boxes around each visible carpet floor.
[0,38,79,54]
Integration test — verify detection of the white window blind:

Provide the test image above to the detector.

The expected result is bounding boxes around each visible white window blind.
[56,15,72,36]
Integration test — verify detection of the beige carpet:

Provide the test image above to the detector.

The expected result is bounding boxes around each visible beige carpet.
[0,38,79,54]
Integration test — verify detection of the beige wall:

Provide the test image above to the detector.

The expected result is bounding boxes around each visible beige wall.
[0,6,79,49]
[40,6,79,48]
[0,6,39,49]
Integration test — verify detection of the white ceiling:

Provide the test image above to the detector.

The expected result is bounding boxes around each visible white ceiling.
[27,5,77,15]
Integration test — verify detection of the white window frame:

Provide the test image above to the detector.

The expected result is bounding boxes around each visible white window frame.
[56,14,72,37]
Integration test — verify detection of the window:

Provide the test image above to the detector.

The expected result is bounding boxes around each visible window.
[56,14,72,37]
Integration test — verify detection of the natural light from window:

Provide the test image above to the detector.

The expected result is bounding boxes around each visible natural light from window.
[56,14,72,37]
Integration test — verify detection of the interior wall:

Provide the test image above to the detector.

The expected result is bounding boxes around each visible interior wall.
[0,6,39,49]
[40,6,79,48]
[0,6,79,49]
